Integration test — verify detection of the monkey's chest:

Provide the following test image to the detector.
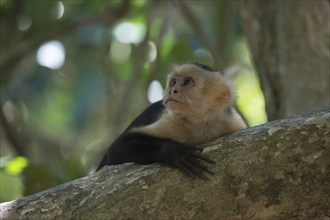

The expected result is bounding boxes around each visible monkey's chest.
[181,124,222,145]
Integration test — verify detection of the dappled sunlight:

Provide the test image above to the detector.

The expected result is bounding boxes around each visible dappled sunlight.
[36,41,65,70]
[228,37,267,126]
[114,22,146,44]
[147,80,164,103]
[56,1,64,19]
[236,69,267,126]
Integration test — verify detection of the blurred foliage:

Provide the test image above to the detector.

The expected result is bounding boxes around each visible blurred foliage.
[4,156,28,175]
[0,0,266,202]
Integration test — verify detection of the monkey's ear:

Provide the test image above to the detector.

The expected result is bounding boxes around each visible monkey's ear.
[216,83,232,107]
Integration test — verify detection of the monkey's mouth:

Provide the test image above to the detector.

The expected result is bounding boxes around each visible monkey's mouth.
[164,98,185,105]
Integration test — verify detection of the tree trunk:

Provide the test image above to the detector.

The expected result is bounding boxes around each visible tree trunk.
[1,107,329,220]
[233,0,330,121]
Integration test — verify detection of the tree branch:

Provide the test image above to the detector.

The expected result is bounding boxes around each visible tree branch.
[1,107,329,219]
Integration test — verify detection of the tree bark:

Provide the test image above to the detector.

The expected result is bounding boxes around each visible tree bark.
[1,107,329,219]
[233,0,330,121]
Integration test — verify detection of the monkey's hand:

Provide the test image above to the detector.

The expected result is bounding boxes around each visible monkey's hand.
[160,143,215,180]
[98,132,215,180]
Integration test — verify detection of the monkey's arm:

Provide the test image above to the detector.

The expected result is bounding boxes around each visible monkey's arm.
[96,132,214,179]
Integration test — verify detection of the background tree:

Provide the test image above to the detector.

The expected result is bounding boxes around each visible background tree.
[233,0,330,120]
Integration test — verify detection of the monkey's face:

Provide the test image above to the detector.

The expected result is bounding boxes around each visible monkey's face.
[163,74,199,115]
[163,65,207,117]
[163,64,232,119]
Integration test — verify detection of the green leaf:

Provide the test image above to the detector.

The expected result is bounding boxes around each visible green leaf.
[4,156,29,175]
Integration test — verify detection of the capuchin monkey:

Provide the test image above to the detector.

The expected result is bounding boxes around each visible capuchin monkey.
[96,63,247,179]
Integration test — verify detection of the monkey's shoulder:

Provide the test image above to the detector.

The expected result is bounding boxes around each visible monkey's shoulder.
[124,100,165,132]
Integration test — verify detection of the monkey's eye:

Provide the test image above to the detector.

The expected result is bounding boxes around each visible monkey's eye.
[183,78,194,87]
[170,79,177,86]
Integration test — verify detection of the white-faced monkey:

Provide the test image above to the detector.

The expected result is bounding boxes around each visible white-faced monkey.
[96,63,247,179]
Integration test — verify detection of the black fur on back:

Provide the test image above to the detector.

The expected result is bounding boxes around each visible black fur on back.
[191,62,214,72]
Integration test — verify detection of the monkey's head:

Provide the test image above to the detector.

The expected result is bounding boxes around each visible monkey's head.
[163,63,233,119]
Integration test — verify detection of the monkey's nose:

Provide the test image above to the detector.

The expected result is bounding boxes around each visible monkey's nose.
[171,87,179,94]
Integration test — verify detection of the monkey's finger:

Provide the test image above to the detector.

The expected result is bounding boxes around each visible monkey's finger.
[170,157,201,178]
[179,145,203,153]
[173,160,199,179]
[184,157,214,179]
[186,164,209,180]
[180,158,211,180]
[185,156,214,177]
[178,146,216,164]
[180,160,207,180]
[184,150,216,164]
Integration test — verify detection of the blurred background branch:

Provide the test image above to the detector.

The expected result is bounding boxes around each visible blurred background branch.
[178,0,224,71]
[0,107,26,156]
[1,0,130,82]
